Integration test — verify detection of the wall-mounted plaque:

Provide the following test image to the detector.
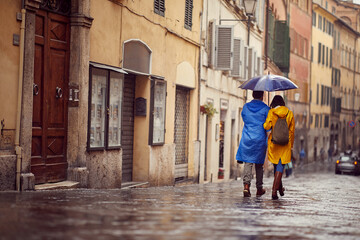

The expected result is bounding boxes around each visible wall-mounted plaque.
[135,97,147,116]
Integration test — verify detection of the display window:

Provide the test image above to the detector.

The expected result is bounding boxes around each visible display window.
[149,78,167,145]
[88,63,125,150]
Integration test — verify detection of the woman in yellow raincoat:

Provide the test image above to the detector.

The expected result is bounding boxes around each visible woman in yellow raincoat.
[264,95,295,200]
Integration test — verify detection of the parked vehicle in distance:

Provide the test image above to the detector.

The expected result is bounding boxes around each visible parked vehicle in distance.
[335,153,360,175]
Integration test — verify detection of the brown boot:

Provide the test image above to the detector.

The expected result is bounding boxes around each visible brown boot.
[279,181,285,196]
[272,171,283,200]
[243,183,251,197]
[256,188,266,197]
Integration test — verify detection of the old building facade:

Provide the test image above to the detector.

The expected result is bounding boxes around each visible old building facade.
[0,0,201,190]
[199,0,265,182]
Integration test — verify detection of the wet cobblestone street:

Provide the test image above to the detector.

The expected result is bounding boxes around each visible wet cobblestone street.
[1,161,360,240]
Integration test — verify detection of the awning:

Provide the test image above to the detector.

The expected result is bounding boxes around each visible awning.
[90,62,127,74]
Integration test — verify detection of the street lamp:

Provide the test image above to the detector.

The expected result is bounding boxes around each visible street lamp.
[243,0,257,45]
[219,0,257,45]
[243,0,257,16]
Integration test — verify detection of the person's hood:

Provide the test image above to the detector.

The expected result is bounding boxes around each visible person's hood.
[272,106,289,118]
[246,99,267,113]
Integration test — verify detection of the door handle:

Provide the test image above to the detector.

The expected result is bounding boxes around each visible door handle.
[56,87,63,99]
[33,83,39,96]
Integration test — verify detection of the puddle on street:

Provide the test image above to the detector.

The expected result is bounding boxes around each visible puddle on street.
[1,162,360,239]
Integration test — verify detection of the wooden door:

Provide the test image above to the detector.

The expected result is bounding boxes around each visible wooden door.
[31,10,70,184]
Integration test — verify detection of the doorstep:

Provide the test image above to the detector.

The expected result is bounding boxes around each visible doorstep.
[121,182,150,189]
[35,181,80,190]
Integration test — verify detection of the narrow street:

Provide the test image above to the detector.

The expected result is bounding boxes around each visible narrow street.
[1,161,360,240]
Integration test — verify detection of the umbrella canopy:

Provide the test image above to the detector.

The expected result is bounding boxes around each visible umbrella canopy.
[239,74,298,92]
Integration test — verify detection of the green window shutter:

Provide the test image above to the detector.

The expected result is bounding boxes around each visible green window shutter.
[273,20,290,72]
[267,10,275,60]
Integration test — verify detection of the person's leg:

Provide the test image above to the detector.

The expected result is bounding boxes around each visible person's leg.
[243,162,253,197]
[272,159,284,200]
[255,163,266,197]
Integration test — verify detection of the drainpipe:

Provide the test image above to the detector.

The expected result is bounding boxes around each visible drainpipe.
[15,8,26,191]
[264,0,269,70]
[352,35,357,149]
[197,0,205,183]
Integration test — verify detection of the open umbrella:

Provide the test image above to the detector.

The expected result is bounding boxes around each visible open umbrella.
[239,74,298,92]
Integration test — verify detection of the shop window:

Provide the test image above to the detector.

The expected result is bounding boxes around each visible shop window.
[149,78,167,145]
[88,63,125,150]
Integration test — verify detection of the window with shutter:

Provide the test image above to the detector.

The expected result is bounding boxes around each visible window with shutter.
[243,45,248,79]
[248,48,254,79]
[184,0,193,30]
[273,21,290,72]
[154,0,165,17]
[215,25,234,70]
[256,57,261,76]
[208,20,216,67]
[253,51,257,77]
[231,38,241,77]
[239,39,244,77]
[267,10,275,60]
[330,49,332,67]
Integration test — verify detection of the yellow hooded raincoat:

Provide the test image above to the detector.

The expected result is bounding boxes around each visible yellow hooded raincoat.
[263,106,295,165]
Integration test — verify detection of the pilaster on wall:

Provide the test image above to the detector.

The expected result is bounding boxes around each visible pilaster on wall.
[67,0,93,185]
[20,1,41,190]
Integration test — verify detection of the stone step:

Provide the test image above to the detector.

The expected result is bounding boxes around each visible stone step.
[35,181,80,190]
[121,182,150,189]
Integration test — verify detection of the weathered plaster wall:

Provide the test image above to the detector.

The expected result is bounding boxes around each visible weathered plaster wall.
[0,1,21,132]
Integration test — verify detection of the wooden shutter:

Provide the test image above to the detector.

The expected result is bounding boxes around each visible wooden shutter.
[184,0,193,30]
[239,39,244,78]
[231,38,241,76]
[267,10,275,60]
[215,25,233,70]
[154,0,165,16]
[253,51,257,77]
[248,48,253,78]
[274,20,290,72]
[243,45,248,79]
[208,20,216,67]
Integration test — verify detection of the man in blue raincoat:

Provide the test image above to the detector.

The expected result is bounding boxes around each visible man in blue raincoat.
[236,91,270,197]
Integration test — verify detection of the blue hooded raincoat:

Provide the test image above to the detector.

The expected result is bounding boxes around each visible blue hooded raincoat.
[236,99,270,164]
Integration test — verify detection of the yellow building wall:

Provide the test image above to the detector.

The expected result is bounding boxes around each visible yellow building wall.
[89,0,200,182]
[0,1,21,131]
[310,8,333,129]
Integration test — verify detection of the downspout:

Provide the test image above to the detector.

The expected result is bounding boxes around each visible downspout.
[15,8,26,191]
[197,0,205,183]
[352,35,357,149]
[265,0,269,70]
